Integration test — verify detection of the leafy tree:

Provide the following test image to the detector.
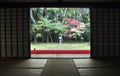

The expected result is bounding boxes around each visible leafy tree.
[30,8,90,43]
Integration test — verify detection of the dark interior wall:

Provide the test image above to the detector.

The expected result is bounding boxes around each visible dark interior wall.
[0,8,30,58]
[91,8,120,58]
[0,4,120,58]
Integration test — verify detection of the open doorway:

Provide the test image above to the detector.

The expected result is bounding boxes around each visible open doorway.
[30,7,90,58]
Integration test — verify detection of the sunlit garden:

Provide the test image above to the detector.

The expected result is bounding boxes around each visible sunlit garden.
[31,42,90,50]
[30,8,90,51]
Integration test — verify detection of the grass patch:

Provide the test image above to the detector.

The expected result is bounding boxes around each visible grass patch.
[31,42,90,50]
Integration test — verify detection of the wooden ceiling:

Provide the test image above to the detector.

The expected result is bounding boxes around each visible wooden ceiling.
[0,0,120,3]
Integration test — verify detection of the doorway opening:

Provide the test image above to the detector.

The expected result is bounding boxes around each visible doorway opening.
[30,7,90,58]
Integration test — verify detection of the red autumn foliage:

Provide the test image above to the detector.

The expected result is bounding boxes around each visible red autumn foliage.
[63,18,82,38]
[65,18,80,26]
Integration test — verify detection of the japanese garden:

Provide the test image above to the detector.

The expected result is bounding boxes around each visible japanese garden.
[30,8,90,50]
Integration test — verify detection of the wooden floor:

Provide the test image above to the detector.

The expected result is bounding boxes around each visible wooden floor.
[0,58,120,76]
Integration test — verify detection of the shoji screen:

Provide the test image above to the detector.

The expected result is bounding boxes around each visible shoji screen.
[0,8,30,58]
[91,8,120,58]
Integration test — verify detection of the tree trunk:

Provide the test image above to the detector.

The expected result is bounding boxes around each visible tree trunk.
[61,8,68,24]
[43,8,47,17]
[30,8,36,24]
[34,34,37,44]
[49,31,53,43]
[47,32,49,43]
[42,30,44,42]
